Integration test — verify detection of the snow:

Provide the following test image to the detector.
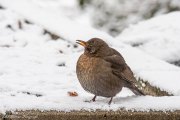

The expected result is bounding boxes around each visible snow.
[0,0,113,43]
[77,0,180,36]
[0,0,180,113]
[116,12,180,62]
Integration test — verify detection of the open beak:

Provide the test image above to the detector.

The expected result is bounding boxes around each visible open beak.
[76,40,87,47]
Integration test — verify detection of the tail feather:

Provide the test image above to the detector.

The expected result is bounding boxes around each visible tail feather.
[129,86,145,96]
[113,70,145,96]
[123,79,145,96]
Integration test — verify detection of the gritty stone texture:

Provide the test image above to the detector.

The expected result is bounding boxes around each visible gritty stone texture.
[1,110,180,120]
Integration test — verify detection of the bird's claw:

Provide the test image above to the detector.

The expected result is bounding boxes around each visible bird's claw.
[84,95,97,103]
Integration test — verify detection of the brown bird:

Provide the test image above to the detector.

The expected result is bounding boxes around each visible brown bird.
[76,38,144,104]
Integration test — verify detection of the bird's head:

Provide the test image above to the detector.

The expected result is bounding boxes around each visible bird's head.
[76,38,110,57]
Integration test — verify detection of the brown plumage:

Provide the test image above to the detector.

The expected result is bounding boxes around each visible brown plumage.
[76,38,145,104]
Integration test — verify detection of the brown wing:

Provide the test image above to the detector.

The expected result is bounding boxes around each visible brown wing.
[105,55,145,95]
[104,51,137,84]
[104,48,145,95]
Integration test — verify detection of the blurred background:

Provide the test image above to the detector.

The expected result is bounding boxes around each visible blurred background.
[27,0,180,36]
[77,0,180,36]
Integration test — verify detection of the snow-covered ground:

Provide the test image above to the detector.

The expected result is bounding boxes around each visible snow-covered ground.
[117,12,180,63]
[0,0,180,113]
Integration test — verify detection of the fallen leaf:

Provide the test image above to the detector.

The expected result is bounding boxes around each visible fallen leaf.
[68,91,78,97]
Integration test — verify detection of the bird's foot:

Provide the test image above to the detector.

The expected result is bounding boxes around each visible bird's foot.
[108,97,113,105]
[91,95,96,102]
[84,95,97,103]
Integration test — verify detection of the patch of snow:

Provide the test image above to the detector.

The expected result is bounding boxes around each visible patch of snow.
[77,0,180,36]
[0,0,110,43]
[116,12,180,62]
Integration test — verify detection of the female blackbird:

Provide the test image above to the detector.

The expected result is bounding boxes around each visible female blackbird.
[76,38,144,104]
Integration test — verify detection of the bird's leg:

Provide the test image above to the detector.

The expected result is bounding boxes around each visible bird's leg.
[108,97,113,105]
[92,95,97,102]
[84,95,97,103]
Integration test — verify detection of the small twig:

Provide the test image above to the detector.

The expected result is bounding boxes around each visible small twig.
[18,20,22,29]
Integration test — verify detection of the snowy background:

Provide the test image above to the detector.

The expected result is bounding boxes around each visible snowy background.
[0,0,180,113]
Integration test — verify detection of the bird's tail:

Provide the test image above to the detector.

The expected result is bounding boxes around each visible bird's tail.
[124,80,145,96]
[129,85,145,96]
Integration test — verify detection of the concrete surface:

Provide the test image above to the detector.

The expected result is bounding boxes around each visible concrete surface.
[1,110,180,120]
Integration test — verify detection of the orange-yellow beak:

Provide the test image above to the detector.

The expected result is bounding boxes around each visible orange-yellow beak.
[76,40,87,47]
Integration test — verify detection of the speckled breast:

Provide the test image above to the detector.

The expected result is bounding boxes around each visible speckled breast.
[76,54,123,97]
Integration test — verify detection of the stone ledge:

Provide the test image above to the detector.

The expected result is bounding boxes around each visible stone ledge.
[1,110,180,120]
